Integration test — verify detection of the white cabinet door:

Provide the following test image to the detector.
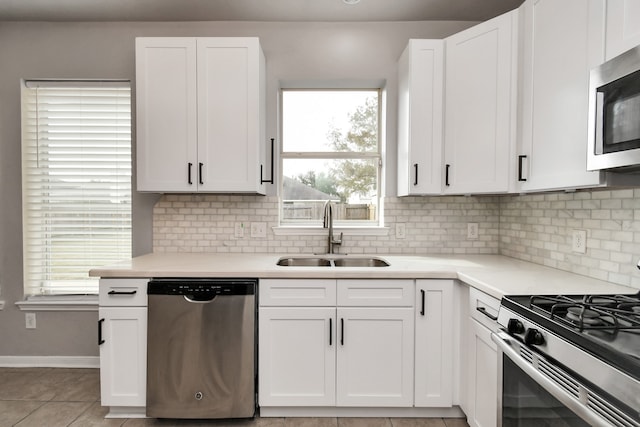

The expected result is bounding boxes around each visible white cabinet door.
[397,39,444,196]
[99,307,147,407]
[605,0,640,61]
[414,280,453,407]
[336,307,414,407]
[518,0,606,192]
[444,10,518,194]
[258,307,336,406]
[136,37,266,194]
[197,38,266,193]
[467,318,498,427]
[136,38,198,192]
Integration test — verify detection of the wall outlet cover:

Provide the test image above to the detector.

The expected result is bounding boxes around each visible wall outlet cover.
[396,223,406,239]
[234,222,245,238]
[467,223,479,240]
[25,312,36,329]
[572,229,587,254]
[251,222,267,238]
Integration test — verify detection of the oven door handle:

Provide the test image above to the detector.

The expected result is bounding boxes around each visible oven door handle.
[491,331,613,427]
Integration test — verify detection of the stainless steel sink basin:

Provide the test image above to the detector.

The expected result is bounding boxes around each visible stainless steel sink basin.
[333,257,390,267]
[276,256,390,267]
[276,257,332,267]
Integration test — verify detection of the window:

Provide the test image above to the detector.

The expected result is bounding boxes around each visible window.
[21,80,132,296]
[280,89,381,226]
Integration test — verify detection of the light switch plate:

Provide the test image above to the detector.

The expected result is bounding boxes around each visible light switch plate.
[396,223,406,239]
[25,312,36,329]
[234,223,245,238]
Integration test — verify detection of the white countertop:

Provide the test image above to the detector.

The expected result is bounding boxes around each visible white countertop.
[89,253,638,300]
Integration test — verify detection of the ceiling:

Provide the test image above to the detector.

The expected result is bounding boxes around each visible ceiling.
[0,0,524,22]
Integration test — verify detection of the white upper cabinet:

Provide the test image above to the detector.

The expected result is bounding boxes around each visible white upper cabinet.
[443,10,518,194]
[136,37,266,194]
[517,0,606,192]
[397,39,444,196]
[605,0,640,61]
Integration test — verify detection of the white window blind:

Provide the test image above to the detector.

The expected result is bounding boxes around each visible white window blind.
[21,80,132,296]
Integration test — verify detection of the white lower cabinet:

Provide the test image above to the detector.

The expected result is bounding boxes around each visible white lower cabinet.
[99,307,148,407]
[414,280,454,407]
[259,279,416,409]
[336,307,414,407]
[98,278,148,412]
[466,288,500,427]
[258,307,336,406]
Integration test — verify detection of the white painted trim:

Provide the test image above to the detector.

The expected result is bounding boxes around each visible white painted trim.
[273,226,390,237]
[0,356,99,368]
[16,295,98,312]
[259,406,465,418]
[105,407,147,419]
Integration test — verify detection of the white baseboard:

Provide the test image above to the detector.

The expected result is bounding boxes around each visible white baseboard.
[0,355,99,368]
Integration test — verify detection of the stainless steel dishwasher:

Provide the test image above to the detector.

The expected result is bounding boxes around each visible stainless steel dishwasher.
[146,278,257,419]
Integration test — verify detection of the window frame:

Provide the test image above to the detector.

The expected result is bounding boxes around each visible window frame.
[278,87,384,229]
[20,79,132,298]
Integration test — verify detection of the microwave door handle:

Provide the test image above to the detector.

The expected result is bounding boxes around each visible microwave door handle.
[595,91,604,155]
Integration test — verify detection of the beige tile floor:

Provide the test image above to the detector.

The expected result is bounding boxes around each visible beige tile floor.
[0,368,470,427]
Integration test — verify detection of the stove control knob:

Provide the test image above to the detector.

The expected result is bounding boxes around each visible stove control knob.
[507,318,525,334]
[524,328,545,346]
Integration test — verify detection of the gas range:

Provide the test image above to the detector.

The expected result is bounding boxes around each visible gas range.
[496,292,640,427]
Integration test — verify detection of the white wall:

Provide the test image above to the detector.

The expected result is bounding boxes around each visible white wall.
[0,20,474,358]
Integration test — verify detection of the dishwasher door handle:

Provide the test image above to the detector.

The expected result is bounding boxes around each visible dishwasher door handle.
[183,295,217,304]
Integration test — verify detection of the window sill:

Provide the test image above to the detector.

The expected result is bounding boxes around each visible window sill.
[16,295,98,312]
[273,226,390,237]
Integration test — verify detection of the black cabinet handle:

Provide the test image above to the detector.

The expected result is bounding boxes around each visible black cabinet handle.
[188,162,193,185]
[413,163,418,186]
[420,289,426,316]
[476,306,498,321]
[198,162,204,185]
[329,318,333,346]
[340,318,344,346]
[98,318,105,345]
[518,155,527,182]
[445,164,450,186]
[261,138,275,184]
[108,290,137,295]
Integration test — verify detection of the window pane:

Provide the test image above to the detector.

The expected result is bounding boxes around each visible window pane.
[21,82,132,295]
[282,90,379,153]
[282,158,378,224]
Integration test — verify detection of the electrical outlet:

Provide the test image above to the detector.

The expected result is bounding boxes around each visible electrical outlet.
[0,301,5,310]
[251,222,267,238]
[572,229,587,254]
[25,312,36,329]
[234,222,245,238]
[467,223,479,240]
[396,223,406,239]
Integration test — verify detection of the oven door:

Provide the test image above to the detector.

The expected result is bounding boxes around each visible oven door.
[492,330,630,427]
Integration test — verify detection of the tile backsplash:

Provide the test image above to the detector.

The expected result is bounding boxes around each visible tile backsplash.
[153,195,501,255]
[153,190,640,289]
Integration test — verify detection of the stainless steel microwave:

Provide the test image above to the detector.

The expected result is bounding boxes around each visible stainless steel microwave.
[587,45,640,172]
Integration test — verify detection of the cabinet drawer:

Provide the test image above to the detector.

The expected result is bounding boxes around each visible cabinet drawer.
[260,279,336,307]
[99,278,149,307]
[469,287,500,331]
[337,280,414,307]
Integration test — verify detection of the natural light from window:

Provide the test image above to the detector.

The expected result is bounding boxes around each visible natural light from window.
[280,89,381,227]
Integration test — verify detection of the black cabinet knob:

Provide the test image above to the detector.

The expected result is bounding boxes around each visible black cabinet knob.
[524,328,545,346]
[507,318,525,334]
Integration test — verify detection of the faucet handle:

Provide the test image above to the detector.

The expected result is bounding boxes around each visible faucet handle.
[333,232,343,245]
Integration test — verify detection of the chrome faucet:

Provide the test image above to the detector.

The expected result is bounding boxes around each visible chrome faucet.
[323,200,343,254]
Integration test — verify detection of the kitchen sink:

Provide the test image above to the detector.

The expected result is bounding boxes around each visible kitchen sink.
[333,257,389,267]
[276,257,332,267]
[276,256,390,267]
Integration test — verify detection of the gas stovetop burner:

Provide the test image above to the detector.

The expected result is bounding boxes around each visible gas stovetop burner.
[529,294,640,333]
